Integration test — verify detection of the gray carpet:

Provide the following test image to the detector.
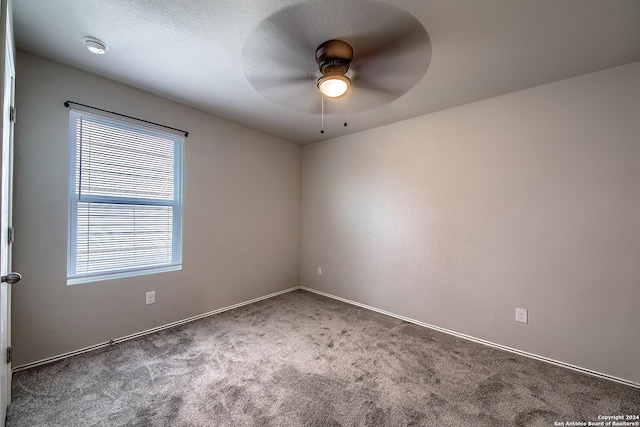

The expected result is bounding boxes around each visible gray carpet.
[7,290,640,426]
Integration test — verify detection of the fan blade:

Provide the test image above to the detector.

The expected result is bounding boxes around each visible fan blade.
[242,2,321,79]
[258,78,321,115]
[242,3,322,111]
[348,20,432,109]
[349,14,431,83]
[249,73,313,92]
[266,8,318,60]
[350,24,429,69]
[348,78,398,113]
[352,77,397,96]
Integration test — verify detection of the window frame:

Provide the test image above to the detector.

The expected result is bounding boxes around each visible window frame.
[67,108,184,285]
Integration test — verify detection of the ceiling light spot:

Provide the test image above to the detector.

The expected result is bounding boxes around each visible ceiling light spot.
[83,37,109,55]
[317,74,350,98]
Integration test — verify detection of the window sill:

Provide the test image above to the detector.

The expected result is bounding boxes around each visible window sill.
[67,264,182,285]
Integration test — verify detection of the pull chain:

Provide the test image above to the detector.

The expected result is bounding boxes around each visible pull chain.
[344,96,348,127]
[320,95,325,134]
[320,94,348,134]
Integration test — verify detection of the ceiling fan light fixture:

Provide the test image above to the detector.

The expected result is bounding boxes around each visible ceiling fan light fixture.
[317,74,351,98]
[83,36,109,55]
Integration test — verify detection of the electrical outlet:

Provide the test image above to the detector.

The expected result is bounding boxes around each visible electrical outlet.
[515,307,528,324]
[317,267,322,276]
[146,291,156,305]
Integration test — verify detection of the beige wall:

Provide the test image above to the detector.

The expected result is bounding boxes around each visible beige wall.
[12,49,640,384]
[300,62,640,383]
[12,52,301,366]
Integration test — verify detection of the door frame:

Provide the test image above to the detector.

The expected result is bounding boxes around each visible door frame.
[0,0,15,422]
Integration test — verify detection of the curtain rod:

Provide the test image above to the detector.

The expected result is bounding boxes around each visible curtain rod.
[63,101,189,137]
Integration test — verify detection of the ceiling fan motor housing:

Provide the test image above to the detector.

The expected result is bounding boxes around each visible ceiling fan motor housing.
[315,39,353,75]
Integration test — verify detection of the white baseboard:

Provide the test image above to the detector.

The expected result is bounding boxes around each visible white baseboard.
[299,286,640,389]
[15,284,640,389]
[12,286,300,372]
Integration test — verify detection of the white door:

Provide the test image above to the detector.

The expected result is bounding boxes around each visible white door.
[0,15,17,423]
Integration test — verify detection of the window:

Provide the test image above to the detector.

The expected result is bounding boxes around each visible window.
[68,109,183,284]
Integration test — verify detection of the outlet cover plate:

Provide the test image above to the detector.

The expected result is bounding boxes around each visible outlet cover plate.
[515,307,528,324]
[146,291,156,305]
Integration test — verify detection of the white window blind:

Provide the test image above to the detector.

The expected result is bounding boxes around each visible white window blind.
[68,109,183,284]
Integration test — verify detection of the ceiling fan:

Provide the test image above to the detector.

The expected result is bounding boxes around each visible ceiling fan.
[242,0,431,123]
[315,39,354,99]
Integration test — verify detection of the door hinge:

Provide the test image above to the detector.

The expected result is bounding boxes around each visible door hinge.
[6,347,12,364]
[8,227,14,245]
[9,106,16,123]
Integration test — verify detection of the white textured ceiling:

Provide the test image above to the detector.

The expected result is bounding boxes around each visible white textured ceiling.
[12,0,640,144]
